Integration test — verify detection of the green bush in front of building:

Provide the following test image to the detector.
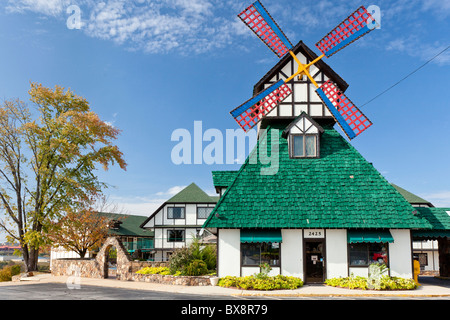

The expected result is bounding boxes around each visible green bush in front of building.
[167,237,217,276]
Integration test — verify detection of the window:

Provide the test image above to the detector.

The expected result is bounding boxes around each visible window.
[349,243,389,266]
[167,207,185,219]
[167,229,185,242]
[290,134,318,158]
[197,207,213,219]
[241,242,280,267]
[416,253,428,268]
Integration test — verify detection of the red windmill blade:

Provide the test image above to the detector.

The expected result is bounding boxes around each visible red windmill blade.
[316,81,372,140]
[315,6,379,58]
[230,80,292,132]
[238,0,293,58]
[231,1,379,139]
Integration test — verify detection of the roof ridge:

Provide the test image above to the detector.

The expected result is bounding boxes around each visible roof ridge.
[167,182,215,203]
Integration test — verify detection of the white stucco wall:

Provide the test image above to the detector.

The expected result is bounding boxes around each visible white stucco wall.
[218,229,241,277]
[389,229,413,278]
[281,229,303,278]
[325,229,348,279]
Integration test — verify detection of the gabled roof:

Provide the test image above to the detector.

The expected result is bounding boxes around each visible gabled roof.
[391,184,433,207]
[203,122,432,230]
[140,183,218,228]
[98,212,153,237]
[253,40,349,96]
[166,183,217,203]
[281,112,324,138]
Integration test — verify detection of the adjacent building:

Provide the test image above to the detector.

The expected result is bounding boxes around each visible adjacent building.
[140,183,218,262]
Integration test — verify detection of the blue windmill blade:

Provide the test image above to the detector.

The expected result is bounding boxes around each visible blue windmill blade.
[316,81,372,140]
[230,80,292,132]
[315,6,379,58]
[238,1,293,58]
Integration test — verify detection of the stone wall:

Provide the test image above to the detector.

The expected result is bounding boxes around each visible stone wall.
[51,258,101,278]
[51,236,212,286]
[129,273,213,286]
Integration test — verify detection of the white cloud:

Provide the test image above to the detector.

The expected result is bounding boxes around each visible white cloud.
[423,191,450,207]
[387,37,450,66]
[421,0,450,19]
[108,195,166,216]
[108,185,186,215]
[5,0,449,59]
[155,185,186,197]
[6,0,240,54]
[82,0,239,54]
[6,0,70,16]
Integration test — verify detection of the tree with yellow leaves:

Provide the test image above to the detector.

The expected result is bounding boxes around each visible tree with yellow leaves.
[0,83,127,271]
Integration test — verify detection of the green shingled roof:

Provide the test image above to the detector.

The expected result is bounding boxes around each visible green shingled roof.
[415,207,450,230]
[203,123,432,230]
[212,171,238,187]
[391,184,432,206]
[98,212,153,237]
[167,183,217,203]
[413,207,450,238]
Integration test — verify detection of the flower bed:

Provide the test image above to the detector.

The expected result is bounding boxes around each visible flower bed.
[325,276,418,290]
[218,275,304,291]
[133,266,215,286]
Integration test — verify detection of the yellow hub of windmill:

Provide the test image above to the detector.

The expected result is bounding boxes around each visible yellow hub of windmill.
[285,51,325,88]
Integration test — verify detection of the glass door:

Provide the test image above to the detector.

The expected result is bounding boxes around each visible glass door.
[304,240,325,283]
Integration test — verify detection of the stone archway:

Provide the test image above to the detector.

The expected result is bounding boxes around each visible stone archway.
[96,237,132,280]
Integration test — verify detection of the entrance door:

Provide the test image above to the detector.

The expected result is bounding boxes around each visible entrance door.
[304,240,325,283]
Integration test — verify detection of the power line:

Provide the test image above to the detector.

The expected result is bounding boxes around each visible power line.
[360,45,450,108]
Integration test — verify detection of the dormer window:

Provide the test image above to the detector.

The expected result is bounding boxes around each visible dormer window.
[282,112,324,159]
[291,134,317,158]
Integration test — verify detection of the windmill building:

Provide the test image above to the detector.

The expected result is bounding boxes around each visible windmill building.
[202,39,449,282]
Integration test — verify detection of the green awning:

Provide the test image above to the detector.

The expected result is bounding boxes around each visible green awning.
[412,230,450,239]
[348,230,394,244]
[240,229,282,243]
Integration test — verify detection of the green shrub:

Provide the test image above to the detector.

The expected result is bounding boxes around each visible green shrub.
[10,265,21,276]
[168,237,217,276]
[325,275,418,290]
[184,260,208,276]
[168,247,193,275]
[200,245,217,271]
[254,263,271,280]
[218,275,303,291]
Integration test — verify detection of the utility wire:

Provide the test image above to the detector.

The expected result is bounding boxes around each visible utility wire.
[360,45,450,109]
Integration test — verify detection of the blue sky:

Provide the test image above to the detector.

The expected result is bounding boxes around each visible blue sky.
[0,0,449,241]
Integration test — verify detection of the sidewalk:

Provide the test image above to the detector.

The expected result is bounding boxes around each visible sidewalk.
[4,273,450,298]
